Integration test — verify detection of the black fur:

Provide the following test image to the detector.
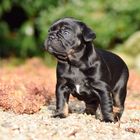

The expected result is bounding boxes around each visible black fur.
[44,17,129,122]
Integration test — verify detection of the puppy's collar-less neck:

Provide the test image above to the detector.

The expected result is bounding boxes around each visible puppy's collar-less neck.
[57,42,98,69]
[57,44,85,64]
[66,43,97,68]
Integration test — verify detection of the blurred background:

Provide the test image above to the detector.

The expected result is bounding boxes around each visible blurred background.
[0,0,140,69]
[0,0,140,122]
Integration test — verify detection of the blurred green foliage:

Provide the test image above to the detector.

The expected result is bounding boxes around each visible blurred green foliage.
[0,0,140,58]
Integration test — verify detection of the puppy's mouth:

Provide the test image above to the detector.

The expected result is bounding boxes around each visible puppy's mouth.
[53,51,68,61]
[46,42,75,62]
[49,49,75,63]
[47,47,68,61]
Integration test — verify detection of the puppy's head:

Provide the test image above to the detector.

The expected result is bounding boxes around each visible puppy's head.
[44,17,96,61]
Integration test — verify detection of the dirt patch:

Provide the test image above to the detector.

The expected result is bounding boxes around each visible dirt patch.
[0,58,56,114]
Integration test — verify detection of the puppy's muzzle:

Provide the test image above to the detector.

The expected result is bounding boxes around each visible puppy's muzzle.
[45,37,75,62]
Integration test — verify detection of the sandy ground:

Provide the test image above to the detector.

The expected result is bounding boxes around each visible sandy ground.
[0,100,140,140]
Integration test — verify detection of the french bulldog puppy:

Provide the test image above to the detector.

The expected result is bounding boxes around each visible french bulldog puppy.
[44,17,129,122]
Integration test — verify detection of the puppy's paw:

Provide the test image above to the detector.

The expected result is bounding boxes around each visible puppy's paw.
[53,103,69,118]
[102,113,115,123]
[52,109,69,118]
[102,118,114,123]
[52,112,67,118]
[96,108,114,123]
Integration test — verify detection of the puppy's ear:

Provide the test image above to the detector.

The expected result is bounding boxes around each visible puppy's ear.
[78,22,96,42]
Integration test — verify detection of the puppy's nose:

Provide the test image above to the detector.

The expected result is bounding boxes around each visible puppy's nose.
[44,40,53,53]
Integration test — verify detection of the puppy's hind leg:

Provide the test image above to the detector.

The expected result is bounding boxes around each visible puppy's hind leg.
[113,84,127,122]
[112,67,129,122]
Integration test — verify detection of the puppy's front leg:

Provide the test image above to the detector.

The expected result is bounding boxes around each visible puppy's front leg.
[99,91,114,122]
[93,82,114,122]
[53,83,70,118]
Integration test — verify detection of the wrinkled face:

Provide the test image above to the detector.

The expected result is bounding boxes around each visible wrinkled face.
[44,18,96,61]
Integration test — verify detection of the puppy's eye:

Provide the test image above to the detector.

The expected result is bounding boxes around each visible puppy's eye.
[64,31,69,35]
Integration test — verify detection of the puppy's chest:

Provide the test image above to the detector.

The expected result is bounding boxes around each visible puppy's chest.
[71,77,83,94]
[62,67,95,101]
[66,68,87,93]
[71,79,91,101]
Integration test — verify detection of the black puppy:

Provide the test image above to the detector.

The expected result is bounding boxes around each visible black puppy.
[44,17,129,122]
